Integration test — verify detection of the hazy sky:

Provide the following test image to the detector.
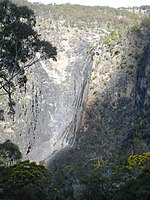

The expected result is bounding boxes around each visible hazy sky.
[28,0,150,8]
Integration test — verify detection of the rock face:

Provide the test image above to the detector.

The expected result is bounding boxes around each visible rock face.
[0,10,149,165]
[134,42,150,148]
[135,42,150,114]
[76,24,150,161]
[0,28,93,162]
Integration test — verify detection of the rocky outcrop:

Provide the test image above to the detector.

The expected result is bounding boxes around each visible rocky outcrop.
[0,27,93,163]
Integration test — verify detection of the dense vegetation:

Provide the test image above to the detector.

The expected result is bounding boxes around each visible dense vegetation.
[0,0,150,199]
[0,139,22,165]
[11,0,149,29]
[0,141,150,199]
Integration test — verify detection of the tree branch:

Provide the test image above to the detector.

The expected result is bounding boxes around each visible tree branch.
[0,57,40,90]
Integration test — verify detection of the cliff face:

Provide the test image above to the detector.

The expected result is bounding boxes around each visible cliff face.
[135,42,150,114]
[0,4,149,165]
[135,42,150,148]
[74,22,150,163]
[0,27,93,162]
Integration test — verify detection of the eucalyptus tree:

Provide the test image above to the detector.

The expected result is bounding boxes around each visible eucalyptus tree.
[0,0,57,116]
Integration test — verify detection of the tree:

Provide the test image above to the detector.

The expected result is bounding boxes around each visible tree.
[0,160,53,200]
[0,140,22,166]
[0,144,65,200]
[0,0,57,117]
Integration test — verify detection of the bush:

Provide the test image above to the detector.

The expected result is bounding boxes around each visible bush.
[113,172,150,200]
[0,140,22,166]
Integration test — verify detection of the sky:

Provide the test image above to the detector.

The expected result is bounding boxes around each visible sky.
[28,0,150,8]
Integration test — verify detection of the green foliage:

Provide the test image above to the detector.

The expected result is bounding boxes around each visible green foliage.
[141,18,150,31]
[0,140,22,166]
[75,153,150,199]
[77,158,115,199]
[0,142,67,200]
[134,123,141,132]
[127,152,150,172]
[113,172,150,200]
[0,150,150,200]
[133,53,140,60]
[0,160,54,200]
[0,1,149,200]
[11,0,140,29]
[0,0,57,113]
[132,23,141,31]
[140,110,150,120]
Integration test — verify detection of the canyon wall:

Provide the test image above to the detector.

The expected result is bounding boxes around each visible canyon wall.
[0,28,93,163]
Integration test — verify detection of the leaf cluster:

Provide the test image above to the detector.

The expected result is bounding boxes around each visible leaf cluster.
[0,160,53,200]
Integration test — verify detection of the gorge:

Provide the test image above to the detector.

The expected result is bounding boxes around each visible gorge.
[0,1,150,199]
[0,1,150,165]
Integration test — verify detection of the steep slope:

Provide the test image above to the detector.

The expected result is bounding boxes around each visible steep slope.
[0,26,93,162]
[0,1,149,165]
[73,18,150,164]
